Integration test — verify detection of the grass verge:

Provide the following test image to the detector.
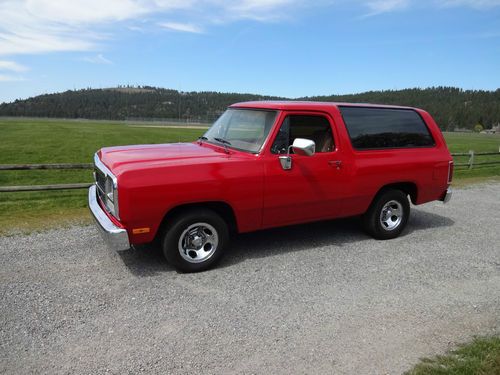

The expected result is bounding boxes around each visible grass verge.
[444,132,500,179]
[0,118,204,234]
[405,336,500,375]
[0,190,91,236]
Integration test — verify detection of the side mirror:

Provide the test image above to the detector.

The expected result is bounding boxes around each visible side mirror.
[292,138,315,156]
[278,138,316,170]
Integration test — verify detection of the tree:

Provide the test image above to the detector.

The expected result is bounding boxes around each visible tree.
[1,86,499,130]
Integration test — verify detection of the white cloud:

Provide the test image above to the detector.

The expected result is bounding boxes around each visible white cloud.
[0,0,499,57]
[0,0,103,55]
[0,74,26,82]
[442,0,500,9]
[83,54,113,64]
[0,31,95,56]
[159,22,204,33]
[0,0,167,56]
[363,0,410,16]
[0,0,319,56]
[359,0,500,17]
[218,0,304,21]
[128,25,145,33]
[24,0,148,24]
[0,60,28,72]
[361,0,500,17]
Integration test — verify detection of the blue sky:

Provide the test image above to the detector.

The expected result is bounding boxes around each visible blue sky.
[0,0,499,103]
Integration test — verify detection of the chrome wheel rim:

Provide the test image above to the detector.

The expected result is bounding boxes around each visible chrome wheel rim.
[379,200,403,231]
[178,223,219,264]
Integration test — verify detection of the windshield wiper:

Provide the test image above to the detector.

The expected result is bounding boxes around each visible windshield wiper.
[213,137,231,153]
[214,137,231,145]
[198,136,208,144]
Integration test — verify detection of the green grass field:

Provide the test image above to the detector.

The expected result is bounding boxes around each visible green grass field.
[1,118,499,234]
[406,336,500,375]
[443,132,500,180]
[0,118,206,234]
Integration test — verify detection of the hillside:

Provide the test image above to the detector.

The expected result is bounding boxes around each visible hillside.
[309,87,500,131]
[1,86,499,130]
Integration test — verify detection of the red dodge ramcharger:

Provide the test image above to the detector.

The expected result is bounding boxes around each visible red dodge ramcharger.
[89,101,453,272]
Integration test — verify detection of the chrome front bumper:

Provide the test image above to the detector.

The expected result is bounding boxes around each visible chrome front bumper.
[442,187,453,204]
[88,185,130,251]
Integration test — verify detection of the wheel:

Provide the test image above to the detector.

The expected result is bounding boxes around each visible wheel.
[162,208,229,272]
[362,189,410,240]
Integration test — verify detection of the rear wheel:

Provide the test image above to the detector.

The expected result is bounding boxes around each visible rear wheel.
[362,189,410,240]
[162,209,229,272]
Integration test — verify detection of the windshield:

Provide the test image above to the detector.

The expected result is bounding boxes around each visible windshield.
[203,108,278,153]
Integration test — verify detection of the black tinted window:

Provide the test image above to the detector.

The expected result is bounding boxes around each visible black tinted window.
[271,115,334,154]
[339,107,435,150]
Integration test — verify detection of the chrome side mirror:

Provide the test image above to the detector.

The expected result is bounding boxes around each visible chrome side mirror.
[278,138,316,170]
[292,138,315,156]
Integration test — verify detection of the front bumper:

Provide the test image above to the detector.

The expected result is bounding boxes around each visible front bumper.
[441,187,453,204]
[88,185,130,251]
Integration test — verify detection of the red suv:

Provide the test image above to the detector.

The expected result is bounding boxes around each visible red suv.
[89,101,453,272]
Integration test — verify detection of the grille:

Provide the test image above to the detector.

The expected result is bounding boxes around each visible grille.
[94,168,107,202]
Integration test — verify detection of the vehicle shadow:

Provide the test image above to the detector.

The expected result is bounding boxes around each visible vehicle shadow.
[219,217,365,269]
[219,208,455,268]
[116,208,454,275]
[116,242,174,277]
[405,208,455,236]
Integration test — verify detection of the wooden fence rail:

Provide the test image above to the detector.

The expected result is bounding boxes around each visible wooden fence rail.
[452,150,500,169]
[0,150,499,192]
[0,163,94,192]
[0,183,92,192]
[0,163,93,171]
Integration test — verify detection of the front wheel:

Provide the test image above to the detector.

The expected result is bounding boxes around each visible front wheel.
[162,209,229,272]
[362,189,410,240]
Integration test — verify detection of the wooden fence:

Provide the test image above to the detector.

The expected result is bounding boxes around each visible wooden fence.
[451,150,500,169]
[0,163,93,192]
[1,150,499,192]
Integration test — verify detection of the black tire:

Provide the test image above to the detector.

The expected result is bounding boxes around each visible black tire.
[162,208,229,272]
[362,189,410,240]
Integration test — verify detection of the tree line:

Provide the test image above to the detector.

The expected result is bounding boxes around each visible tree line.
[1,86,499,130]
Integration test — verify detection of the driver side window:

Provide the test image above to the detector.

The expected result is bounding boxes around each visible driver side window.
[271,115,335,154]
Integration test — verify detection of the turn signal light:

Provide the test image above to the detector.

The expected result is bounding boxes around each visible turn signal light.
[132,228,150,234]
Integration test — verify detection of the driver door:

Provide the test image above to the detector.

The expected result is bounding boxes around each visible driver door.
[262,112,347,228]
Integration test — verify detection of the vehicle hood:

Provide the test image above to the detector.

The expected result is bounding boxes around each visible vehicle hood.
[98,142,228,173]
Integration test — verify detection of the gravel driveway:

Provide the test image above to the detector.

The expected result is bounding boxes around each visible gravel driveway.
[1,183,499,374]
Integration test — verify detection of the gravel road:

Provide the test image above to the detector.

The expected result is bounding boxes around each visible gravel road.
[1,183,499,374]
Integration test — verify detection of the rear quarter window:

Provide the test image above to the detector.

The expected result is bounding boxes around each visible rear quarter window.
[339,107,435,150]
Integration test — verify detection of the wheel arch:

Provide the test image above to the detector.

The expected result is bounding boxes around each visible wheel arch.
[155,201,238,240]
[372,182,418,205]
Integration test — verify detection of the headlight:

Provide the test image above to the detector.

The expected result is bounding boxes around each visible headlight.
[102,175,119,219]
[104,176,117,215]
[94,153,120,220]
[105,177,115,202]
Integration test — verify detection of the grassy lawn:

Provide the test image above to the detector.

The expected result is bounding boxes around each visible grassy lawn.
[444,132,500,179]
[0,119,499,234]
[406,336,500,375]
[0,118,205,234]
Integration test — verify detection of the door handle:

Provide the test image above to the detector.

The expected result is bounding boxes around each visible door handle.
[328,160,342,169]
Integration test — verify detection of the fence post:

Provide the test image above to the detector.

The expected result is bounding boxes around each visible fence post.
[468,150,475,169]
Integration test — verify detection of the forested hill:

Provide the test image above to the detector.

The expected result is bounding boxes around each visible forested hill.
[0,87,279,123]
[1,86,499,130]
[308,87,500,130]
